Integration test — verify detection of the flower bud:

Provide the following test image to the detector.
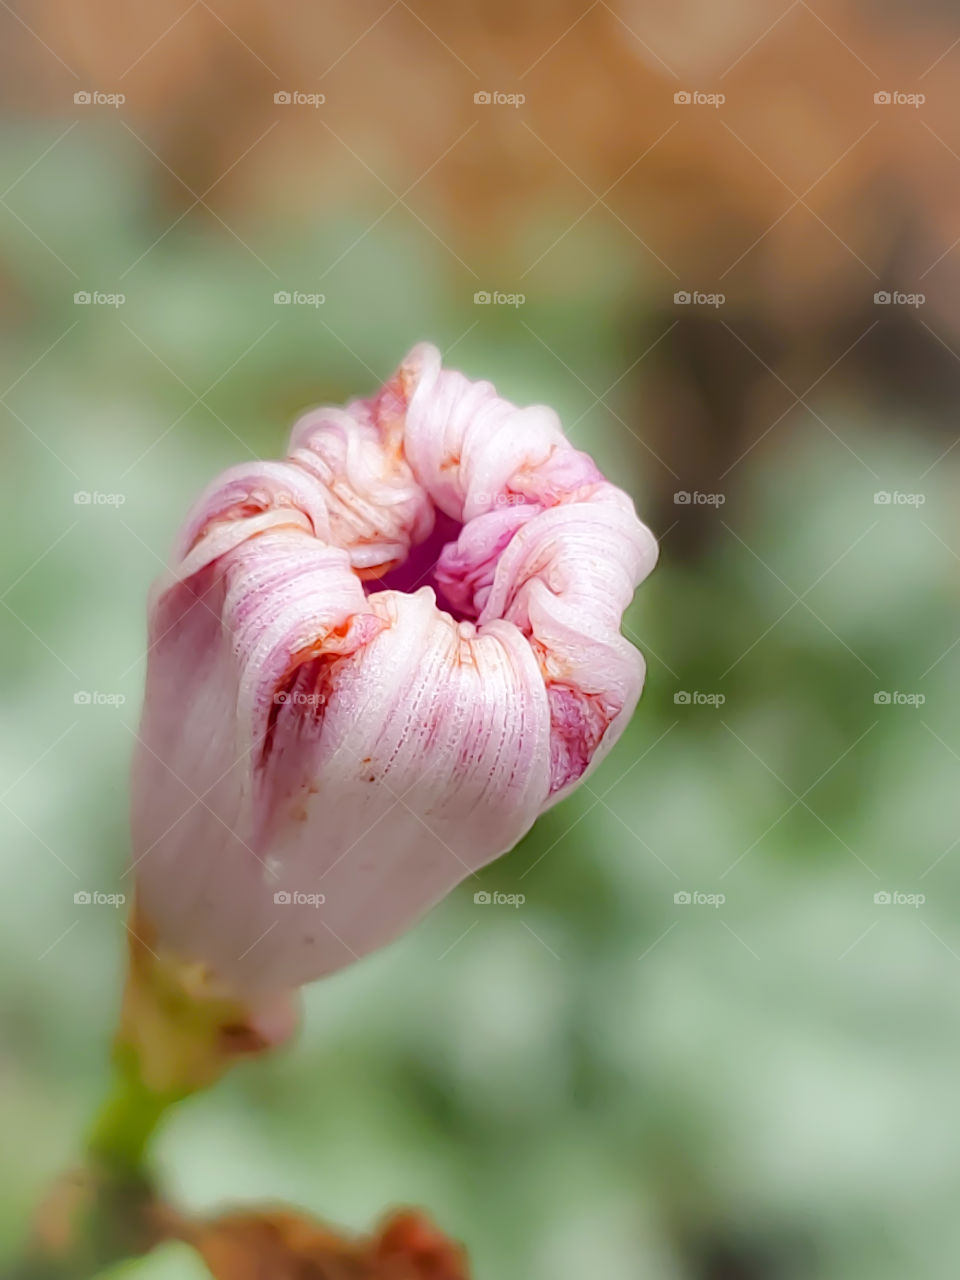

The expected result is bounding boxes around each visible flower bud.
[131,344,657,999]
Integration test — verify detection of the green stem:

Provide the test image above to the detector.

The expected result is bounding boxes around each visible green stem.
[86,1046,181,1177]
[9,917,283,1279]
[7,1056,182,1280]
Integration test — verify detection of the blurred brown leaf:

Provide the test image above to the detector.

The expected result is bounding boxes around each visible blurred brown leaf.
[193,1207,470,1280]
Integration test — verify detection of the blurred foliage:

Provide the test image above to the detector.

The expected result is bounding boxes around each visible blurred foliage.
[1,129,959,1280]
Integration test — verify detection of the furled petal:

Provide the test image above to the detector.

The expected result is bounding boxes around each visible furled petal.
[401,345,658,797]
[289,399,434,575]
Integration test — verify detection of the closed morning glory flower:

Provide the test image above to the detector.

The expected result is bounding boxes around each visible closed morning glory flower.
[130,343,658,1000]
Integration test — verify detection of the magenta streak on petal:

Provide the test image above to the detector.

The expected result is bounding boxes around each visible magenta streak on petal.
[546,683,619,794]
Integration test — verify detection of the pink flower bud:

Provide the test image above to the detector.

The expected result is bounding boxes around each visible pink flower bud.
[131,344,658,997]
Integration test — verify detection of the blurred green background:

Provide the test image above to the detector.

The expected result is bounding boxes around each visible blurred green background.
[2,6,960,1278]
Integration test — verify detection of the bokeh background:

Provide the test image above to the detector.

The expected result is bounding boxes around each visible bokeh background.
[1,2,959,1277]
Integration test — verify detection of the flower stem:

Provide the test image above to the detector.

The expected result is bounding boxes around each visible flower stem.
[8,910,297,1279]
[6,1052,180,1279]
[86,1045,180,1177]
